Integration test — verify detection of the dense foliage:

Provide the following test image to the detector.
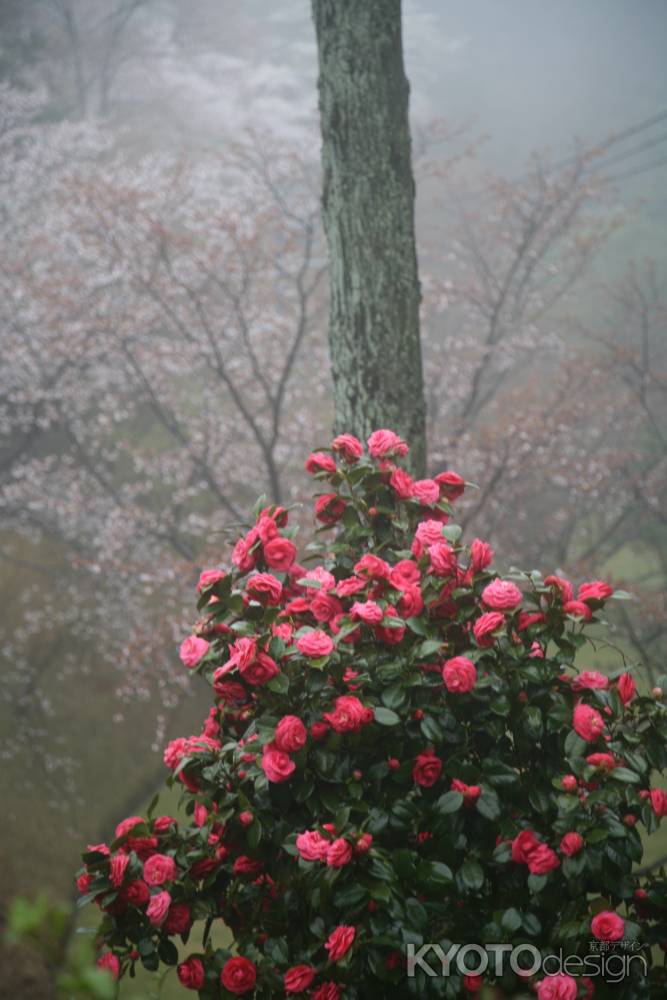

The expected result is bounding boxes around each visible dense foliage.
[77,430,667,998]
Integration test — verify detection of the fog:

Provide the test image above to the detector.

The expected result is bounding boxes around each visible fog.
[0,2,665,995]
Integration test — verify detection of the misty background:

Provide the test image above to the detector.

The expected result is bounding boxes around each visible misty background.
[0,0,666,994]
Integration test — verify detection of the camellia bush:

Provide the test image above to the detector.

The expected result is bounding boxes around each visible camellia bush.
[76,430,667,999]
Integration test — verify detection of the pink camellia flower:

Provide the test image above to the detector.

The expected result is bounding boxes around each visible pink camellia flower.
[413,750,443,787]
[591,911,625,941]
[442,656,477,694]
[146,890,171,926]
[261,747,295,783]
[350,599,384,624]
[332,433,363,463]
[473,611,505,647]
[296,830,330,862]
[561,775,578,793]
[563,599,593,621]
[571,670,609,691]
[560,832,584,857]
[239,811,254,827]
[586,753,616,771]
[110,853,130,888]
[314,493,347,525]
[263,536,297,571]
[220,956,257,995]
[573,704,605,742]
[255,513,278,544]
[179,635,210,669]
[246,572,282,605]
[390,467,414,499]
[414,518,445,550]
[578,580,614,603]
[367,429,408,458]
[354,553,391,580]
[511,830,541,864]
[527,844,561,875]
[469,538,494,574]
[324,695,370,733]
[389,559,420,590]
[536,973,578,1000]
[177,956,205,990]
[325,924,356,961]
[196,568,226,592]
[284,964,317,993]
[397,584,423,618]
[96,953,120,980]
[617,672,637,706]
[336,576,367,597]
[220,636,257,677]
[296,629,334,658]
[274,715,307,754]
[310,590,343,623]
[650,789,667,818]
[435,470,465,499]
[481,579,523,611]
[428,540,457,577]
[143,853,176,886]
[115,815,144,840]
[232,532,258,573]
[326,837,354,868]
[412,479,440,506]
[305,451,337,475]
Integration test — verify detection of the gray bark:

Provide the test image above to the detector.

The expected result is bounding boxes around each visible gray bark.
[311,0,427,474]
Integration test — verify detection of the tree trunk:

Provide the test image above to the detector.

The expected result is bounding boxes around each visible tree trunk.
[311,0,427,475]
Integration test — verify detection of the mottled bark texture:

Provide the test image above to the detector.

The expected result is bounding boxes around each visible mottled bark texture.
[311,0,427,475]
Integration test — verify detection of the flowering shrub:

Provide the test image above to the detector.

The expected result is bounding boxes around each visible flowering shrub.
[77,431,667,998]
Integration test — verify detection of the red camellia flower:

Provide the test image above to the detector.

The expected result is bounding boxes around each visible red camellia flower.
[563,599,593,621]
[311,984,341,1000]
[246,572,282,605]
[527,844,560,874]
[314,493,347,525]
[325,924,356,961]
[650,788,667,818]
[109,853,130,888]
[274,715,307,753]
[261,747,295,783]
[442,656,477,693]
[428,540,457,577]
[469,538,493,574]
[284,964,317,993]
[463,974,484,994]
[390,467,414,499]
[571,670,609,691]
[177,956,205,990]
[164,902,192,935]
[305,452,337,475]
[573,704,605,741]
[296,830,330,862]
[451,778,481,805]
[350,599,384,624]
[481,578,523,610]
[560,832,584,857]
[143,853,176,886]
[435,470,465,499]
[196,568,226,592]
[220,956,257,994]
[617,672,637,705]
[578,580,613,603]
[239,651,280,686]
[412,750,442,787]
[354,553,391,580]
[96,953,120,980]
[591,911,625,941]
[263,536,297,571]
[332,433,363,463]
[296,629,334,658]
[324,695,371,733]
[473,611,505,647]
[511,830,541,864]
[326,837,353,867]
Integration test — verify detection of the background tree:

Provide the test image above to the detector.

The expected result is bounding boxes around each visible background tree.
[311,0,426,474]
